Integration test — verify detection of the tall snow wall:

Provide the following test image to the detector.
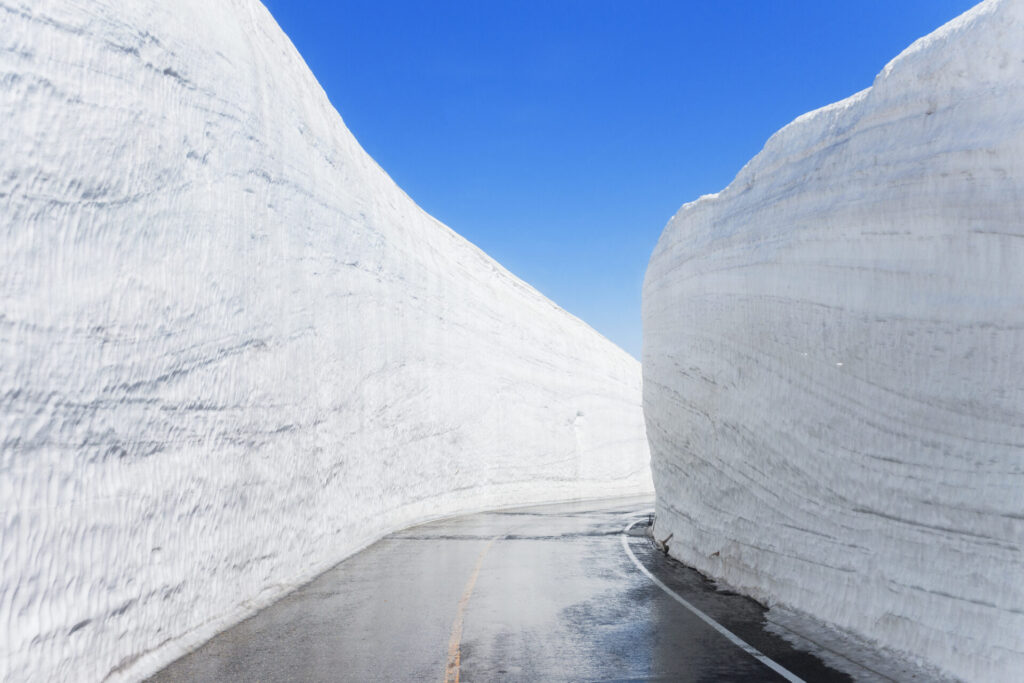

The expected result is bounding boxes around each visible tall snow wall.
[0,1,652,680]
[643,1,1023,680]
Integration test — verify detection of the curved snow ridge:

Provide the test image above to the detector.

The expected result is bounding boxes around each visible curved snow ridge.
[643,1,1023,681]
[662,0,1022,258]
[0,1,651,681]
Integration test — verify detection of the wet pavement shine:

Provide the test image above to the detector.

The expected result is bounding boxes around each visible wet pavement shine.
[150,496,852,682]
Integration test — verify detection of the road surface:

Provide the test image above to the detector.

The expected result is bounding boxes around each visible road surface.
[151,496,855,682]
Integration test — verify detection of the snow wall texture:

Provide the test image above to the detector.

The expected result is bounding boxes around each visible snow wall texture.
[0,1,653,680]
[643,1,1023,680]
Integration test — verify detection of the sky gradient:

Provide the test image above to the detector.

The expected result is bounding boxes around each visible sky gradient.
[262,0,979,358]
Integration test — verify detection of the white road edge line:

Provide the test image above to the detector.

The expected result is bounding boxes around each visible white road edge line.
[621,518,806,683]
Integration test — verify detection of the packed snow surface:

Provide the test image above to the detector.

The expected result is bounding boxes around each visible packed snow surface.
[643,1,1023,680]
[0,1,651,680]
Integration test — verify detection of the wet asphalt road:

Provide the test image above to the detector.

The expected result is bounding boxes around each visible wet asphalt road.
[151,496,851,682]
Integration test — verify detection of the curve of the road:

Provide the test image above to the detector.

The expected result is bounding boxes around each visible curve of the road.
[151,497,867,682]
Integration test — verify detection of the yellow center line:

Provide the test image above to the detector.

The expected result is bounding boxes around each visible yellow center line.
[443,535,500,683]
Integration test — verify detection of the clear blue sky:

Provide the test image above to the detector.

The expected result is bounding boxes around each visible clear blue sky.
[262,0,978,359]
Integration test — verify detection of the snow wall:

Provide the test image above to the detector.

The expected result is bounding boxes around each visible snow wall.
[0,1,652,680]
[643,1,1023,680]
